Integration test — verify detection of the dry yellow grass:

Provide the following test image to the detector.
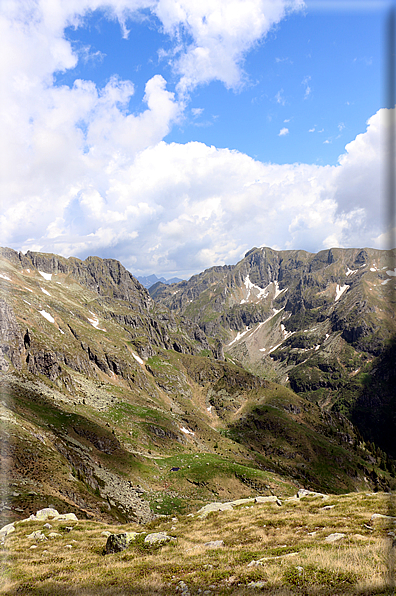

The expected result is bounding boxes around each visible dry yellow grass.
[1,491,395,595]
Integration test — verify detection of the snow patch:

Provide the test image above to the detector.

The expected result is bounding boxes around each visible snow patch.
[180,427,195,435]
[26,269,30,273]
[268,342,283,354]
[39,271,52,281]
[273,281,287,299]
[228,327,250,346]
[207,405,212,413]
[241,275,269,303]
[23,300,31,305]
[381,279,390,285]
[335,284,349,301]
[56,282,62,285]
[386,268,396,277]
[59,329,64,334]
[87,311,106,332]
[315,345,320,351]
[370,267,377,272]
[346,268,357,276]
[39,310,54,323]
[40,287,51,296]
[24,287,33,293]
[132,352,144,365]
[0,273,11,281]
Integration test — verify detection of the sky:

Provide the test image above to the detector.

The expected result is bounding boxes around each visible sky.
[0,0,395,279]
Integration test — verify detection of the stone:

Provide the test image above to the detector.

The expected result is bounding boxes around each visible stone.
[247,580,267,588]
[197,502,234,517]
[0,522,15,540]
[297,489,327,499]
[325,533,345,543]
[48,532,62,538]
[203,540,224,548]
[255,495,282,506]
[105,532,139,554]
[370,514,396,522]
[43,523,52,529]
[56,513,78,521]
[144,532,172,546]
[231,498,255,506]
[28,508,59,521]
[27,530,47,541]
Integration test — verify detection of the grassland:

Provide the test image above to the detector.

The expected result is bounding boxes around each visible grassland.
[1,491,395,595]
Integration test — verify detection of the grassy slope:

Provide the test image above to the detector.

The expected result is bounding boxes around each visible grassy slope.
[1,491,395,595]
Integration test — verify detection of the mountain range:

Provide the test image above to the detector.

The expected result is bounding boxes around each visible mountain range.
[136,274,183,289]
[0,245,395,528]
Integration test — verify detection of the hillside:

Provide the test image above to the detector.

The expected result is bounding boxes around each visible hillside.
[1,490,395,595]
[0,247,395,530]
[150,246,396,457]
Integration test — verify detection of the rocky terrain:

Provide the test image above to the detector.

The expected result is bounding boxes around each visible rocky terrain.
[150,246,396,457]
[0,246,395,532]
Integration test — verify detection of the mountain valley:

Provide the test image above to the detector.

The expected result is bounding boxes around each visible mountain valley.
[0,246,395,530]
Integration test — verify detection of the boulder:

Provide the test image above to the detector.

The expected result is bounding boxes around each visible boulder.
[255,496,282,506]
[370,513,396,522]
[56,513,78,521]
[203,540,224,548]
[197,502,231,517]
[144,532,173,546]
[297,489,327,499]
[105,532,139,554]
[230,498,255,506]
[0,522,15,541]
[26,530,47,541]
[325,533,345,543]
[27,508,60,521]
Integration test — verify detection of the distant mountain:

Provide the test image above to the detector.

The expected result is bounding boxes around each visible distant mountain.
[136,273,183,288]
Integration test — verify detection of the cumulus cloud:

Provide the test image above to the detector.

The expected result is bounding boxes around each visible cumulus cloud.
[279,127,289,136]
[0,1,393,278]
[155,0,305,95]
[3,109,392,277]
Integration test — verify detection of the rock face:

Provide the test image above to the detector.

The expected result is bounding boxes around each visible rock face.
[151,246,396,458]
[0,299,23,371]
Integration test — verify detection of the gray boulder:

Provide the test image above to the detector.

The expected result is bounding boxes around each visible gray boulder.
[144,532,173,546]
[105,532,139,554]
[325,533,345,543]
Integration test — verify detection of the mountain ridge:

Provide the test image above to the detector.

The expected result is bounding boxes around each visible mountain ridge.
[0,246,394,529]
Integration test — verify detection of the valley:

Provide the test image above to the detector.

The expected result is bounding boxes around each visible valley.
[0,245,395,530]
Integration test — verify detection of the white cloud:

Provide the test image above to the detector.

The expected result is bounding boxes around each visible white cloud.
[155,0,305,95]
[275,89,286,105]
[191,107,204,117]
[302,75,311,99]
[0,2,393,278]
[279,127,289,136]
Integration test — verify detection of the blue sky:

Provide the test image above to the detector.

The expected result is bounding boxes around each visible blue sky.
[0,0,394,278]
[57,3,384,166]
